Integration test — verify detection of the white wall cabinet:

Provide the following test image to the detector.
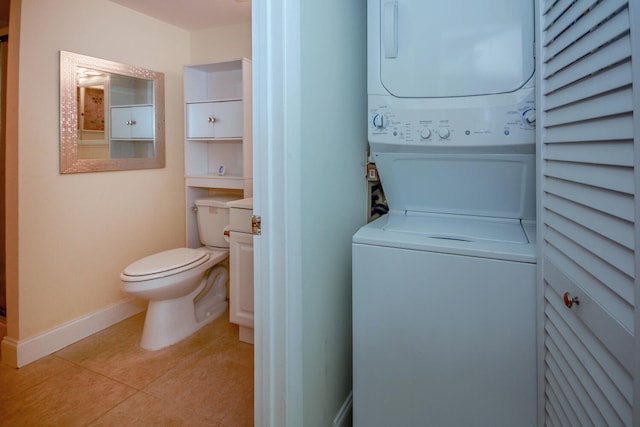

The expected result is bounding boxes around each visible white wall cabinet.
[186,101,243,139]
[184,59,252,248]
[111,105,154,139]
[107,74,156,159]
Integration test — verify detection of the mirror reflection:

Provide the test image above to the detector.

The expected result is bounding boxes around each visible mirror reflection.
[77,68,108,159]
[60,51,165,173]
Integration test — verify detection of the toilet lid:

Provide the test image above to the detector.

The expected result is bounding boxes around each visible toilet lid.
[122,248,209,279]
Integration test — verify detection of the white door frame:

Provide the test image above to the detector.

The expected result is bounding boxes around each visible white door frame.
[252,1,303,426]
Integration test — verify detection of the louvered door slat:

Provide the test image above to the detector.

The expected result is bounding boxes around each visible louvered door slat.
[545,391,564,427]
[544,62,633,110]
[546,307,629,426]
[545,193,633,249]
[545,141,633,167]
[544,161,633,194]
[544,88,633,127]
[545,210,633,280]
[544,0,628,61]
[544,0,598,44]
[545,221,634,305]
[546,327,610,426]
[543,35,631,94]
[544,114,633,143]
[544,8,630,78]
[544,177,634,222]
[544,361,584,427]
[543,0,561,17]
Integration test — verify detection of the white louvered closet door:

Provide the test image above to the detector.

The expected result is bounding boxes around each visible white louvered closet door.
[537,0,639,426]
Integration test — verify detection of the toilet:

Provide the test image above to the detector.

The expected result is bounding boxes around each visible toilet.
[120,195,239,350]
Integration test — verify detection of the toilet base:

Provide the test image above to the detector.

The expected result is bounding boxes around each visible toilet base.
[140,266,229,350]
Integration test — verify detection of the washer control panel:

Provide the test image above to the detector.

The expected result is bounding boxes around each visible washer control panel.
[369,93,535,147]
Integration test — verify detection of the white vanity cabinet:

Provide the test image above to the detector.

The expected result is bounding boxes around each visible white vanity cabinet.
[111,105,154,139]
[228,198,254,344]
[183,59,252,249]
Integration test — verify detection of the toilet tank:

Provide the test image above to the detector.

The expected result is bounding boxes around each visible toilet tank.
[195,196,240,248]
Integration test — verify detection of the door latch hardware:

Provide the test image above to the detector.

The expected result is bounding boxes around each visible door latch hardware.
[252,215,262,235]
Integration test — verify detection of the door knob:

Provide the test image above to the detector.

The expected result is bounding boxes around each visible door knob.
[563,292,579,308]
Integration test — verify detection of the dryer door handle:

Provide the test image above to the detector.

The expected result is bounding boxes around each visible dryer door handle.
[383,1,398,59]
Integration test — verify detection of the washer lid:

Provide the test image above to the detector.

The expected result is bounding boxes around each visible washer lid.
[122,248,209,278]
[384,213,528,244]
[373,152,536,220]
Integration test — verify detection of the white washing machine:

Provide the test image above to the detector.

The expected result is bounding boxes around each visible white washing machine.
[353,1,537,426]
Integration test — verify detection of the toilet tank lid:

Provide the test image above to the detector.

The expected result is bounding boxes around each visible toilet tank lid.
[122,248,209,277]
[195,195,241,208]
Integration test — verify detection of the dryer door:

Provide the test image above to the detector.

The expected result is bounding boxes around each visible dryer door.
[379,0,534,98]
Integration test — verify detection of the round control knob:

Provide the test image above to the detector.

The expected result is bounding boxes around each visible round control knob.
[420,128,431,140]
[372,114,386,129]
[438,128,450,139]
[522,109,536,126]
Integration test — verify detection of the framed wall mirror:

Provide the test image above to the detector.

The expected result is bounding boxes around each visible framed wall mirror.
[59,51,165,173]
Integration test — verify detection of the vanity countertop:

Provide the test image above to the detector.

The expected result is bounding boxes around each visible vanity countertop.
[228,197,253,210]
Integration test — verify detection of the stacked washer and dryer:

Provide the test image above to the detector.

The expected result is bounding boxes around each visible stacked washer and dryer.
[353,1,537,426]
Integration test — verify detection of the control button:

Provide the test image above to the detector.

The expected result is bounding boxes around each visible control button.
[438,128,450,139]
[420,128,431,140]
[372,114,387,129]
[522,109,536,125]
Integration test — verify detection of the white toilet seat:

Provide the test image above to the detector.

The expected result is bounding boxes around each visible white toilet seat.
[121,248,210,282]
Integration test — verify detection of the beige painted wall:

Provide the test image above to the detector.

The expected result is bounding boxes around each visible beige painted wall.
[2,0,252,367]
[190,22,252,64]
[14,0,190,339]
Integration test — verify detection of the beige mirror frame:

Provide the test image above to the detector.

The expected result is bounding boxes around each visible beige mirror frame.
[60,51,165,173]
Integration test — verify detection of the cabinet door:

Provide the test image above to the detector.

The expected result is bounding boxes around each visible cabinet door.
[186,101,243,139]
[214,101,243,138]
[186,103,215,138]
[230,231,254,328]
[129,106,154,139]
[111,106,154,139]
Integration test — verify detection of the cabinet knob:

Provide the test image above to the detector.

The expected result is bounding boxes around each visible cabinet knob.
[207,117,217,123]
[563,292,580,309]
[125,120,137,126]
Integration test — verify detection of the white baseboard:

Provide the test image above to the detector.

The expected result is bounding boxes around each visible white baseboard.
[333,391,353,427]
[1,298,145,368]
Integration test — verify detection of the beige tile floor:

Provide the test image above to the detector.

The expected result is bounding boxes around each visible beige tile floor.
[0,310,254,426]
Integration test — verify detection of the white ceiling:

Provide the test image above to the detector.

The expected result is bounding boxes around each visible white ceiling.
[108,0,251,31]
